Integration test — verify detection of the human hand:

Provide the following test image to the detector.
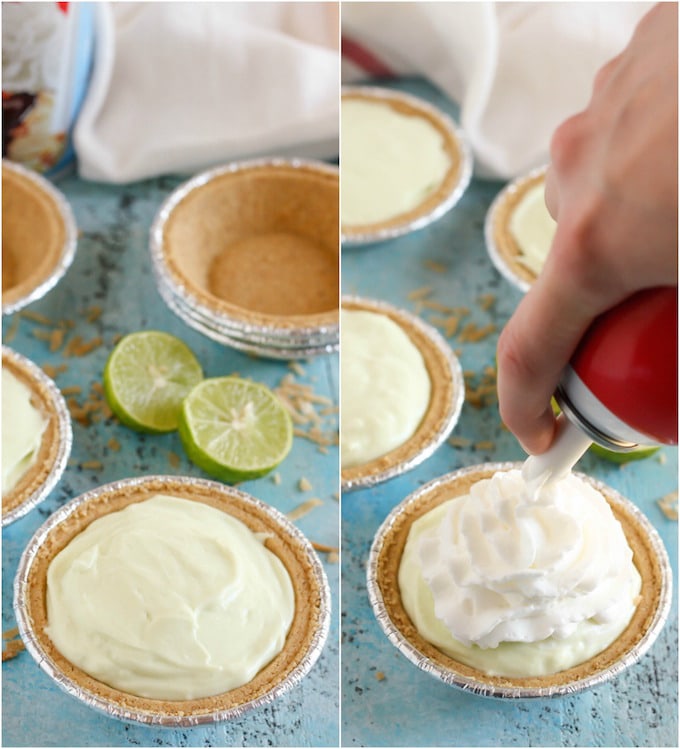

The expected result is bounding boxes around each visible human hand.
[497,2,678,455]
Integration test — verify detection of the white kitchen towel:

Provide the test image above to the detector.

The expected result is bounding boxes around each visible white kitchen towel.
[75,2,340,183]
[342,2,652,179]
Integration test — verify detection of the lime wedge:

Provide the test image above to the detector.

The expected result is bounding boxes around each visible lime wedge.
[589,443,659,464]
[178,376,293,483]
[103,331,203,433]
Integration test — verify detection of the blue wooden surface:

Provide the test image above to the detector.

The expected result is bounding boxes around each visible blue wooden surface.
[2,174,339,747]
[340,79,678,748]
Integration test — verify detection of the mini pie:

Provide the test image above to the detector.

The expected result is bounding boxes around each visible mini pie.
[485,166,550,291]
[341,297,463,492]
[15,476,330,724]
[2,347,71,525]
[152,160,339,338]
[341,88,471,243]
[369,464,669,696]
[2,160,76,314]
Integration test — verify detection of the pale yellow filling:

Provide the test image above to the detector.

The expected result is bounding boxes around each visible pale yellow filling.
[341,98,451,226]
[508,183,556,276]
[46,494,295,700]
[341,309,431,469]
[2,367,47,496]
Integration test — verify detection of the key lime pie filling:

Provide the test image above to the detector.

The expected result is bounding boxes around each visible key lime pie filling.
[16,477,330,722]
[2,367,48,496]
[507,182,556,278]
[486,168,554,290]
[340,298,463,491]
[341,308,431,469]
[45,494,294,700]
[2,347,71,523]
[341,89,468,240]
[371,463,668,693]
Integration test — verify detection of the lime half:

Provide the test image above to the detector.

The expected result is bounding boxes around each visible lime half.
[178,376,293,483]
[104,331,203,433]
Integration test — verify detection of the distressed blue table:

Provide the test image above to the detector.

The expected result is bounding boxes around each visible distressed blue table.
[2,173,339,747]
[340,79,678,748]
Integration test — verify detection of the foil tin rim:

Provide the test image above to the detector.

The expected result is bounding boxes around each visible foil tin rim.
[2,160,78,316]
[149,157,340,353]
[1,346,73,527]
[341,296,465,492]
[14,475,332,726]
[154,268,340,345]
[340,86,473,247]
[367,461,672,699]
[159,279,339,345]
[483,164,549,294]
[155,276,338,360]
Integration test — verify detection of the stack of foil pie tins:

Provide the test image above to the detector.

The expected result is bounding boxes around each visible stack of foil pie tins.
[150,158,340,360]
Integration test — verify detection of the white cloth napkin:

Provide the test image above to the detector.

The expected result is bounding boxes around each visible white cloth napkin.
[75,2,339,183]
[342,2,652,179]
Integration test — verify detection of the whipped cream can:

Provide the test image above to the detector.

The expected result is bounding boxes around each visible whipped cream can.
[2,2,95,177]
[556,286,678,451]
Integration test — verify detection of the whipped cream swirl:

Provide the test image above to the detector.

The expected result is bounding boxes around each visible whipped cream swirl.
[416,470,639,650]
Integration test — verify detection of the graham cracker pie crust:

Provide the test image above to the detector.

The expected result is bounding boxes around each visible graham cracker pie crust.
[375,466,665,691]
[2,164,66,307]
[490,170,547,287]
[341,90,464,238]
[21,478,327,719]
[161,162,339,331]
[1,351,64,518]
[341,297,461,488]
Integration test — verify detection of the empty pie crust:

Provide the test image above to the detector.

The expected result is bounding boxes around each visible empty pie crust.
[2,347,72,526]
[368,463,670,698]
[341,297,464,492]
[151,159,339,339]
[2,160,77,314]
[341,87,472,245]
[484,166,549,292]
[15,476,330,725]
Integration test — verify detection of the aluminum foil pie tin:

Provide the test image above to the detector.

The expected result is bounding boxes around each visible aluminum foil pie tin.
[2,160,78,315]
[341,86,473,247]
[156,280,338,360]
[2,346,72,527]
[150,158,339,360]
[341,296,465,493]
[14,475,331,726]
[484,164,549,294]
[367,462,672,699]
